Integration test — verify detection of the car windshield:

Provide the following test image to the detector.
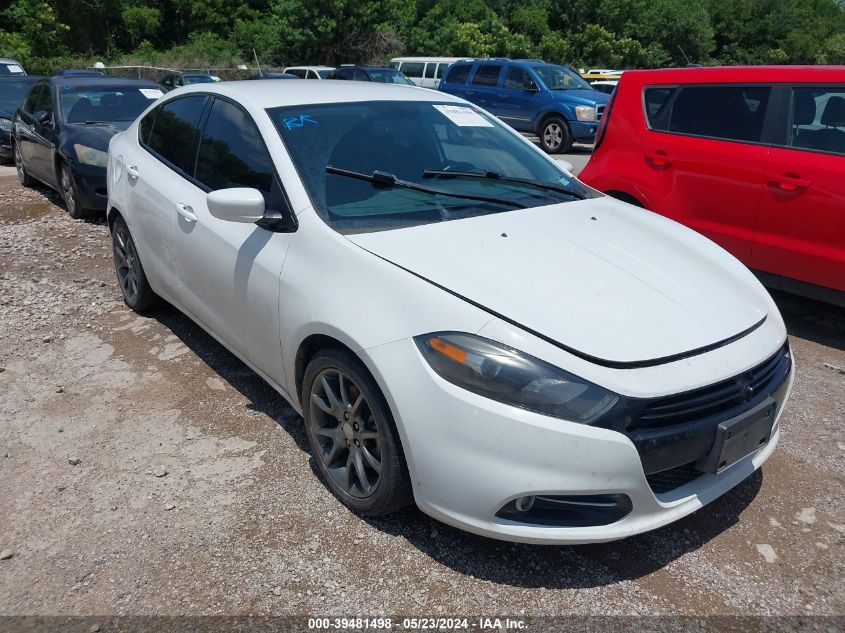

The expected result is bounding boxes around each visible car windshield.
[183,75,216,84]
[60,85,162,123]
[368,70,414,85]
[0,79,36,110]
[268,100,590,233]
[532,65,592,91]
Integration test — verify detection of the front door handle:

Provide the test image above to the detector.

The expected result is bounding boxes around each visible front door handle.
[768,172,810,192]
[176,203,197,222]
[126,164,139,184]
[498,93,508,99]
[645,150,673,168]
[465,90,474,96]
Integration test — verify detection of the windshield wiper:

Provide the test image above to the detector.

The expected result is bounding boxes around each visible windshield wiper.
[326,166,526,209]
[422,169,585,200]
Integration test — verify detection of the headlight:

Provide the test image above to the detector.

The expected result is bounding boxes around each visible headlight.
[73,144,108,167]
[415,333,618,423]
[575,105,597,122]
[0,117,11,132]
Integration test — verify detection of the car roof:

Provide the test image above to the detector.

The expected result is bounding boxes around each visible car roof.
[167,80,464,108]
[285,66,335,70]
[0,75,43,82]
[46,76,161,88]
[621,65,845,84]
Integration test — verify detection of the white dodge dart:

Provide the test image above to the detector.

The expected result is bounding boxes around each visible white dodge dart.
[106,81,793,544]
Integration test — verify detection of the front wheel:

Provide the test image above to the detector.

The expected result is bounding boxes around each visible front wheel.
[60,162,89,219]
[303,348,412,516]
[111,215,160,311]
[539,117,572,154]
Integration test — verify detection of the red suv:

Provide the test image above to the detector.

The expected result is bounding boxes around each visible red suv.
[579,66,845,305]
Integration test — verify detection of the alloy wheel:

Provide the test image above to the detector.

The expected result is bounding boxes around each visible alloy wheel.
[61,167,76,215]
[308,368,382,498]
[15,145,25,182]
[113,223,140,303]
[543,123,563,151]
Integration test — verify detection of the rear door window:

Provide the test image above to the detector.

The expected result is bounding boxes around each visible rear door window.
[789,86,845,157]
[424,64,435,79]
[444,64,471,85]
[663,85,771,143]
[195,98,274,193]
[472,64,503,87]
[145,95,208,176]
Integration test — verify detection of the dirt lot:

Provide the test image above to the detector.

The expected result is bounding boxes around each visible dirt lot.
[0,173,843,622]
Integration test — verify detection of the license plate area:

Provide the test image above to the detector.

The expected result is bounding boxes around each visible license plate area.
[696,398,777,474]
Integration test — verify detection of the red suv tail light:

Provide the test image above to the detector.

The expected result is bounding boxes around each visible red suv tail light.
[594,88,617,151]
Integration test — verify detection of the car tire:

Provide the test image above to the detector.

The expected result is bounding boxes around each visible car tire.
[303,348,413,516]
[110,215,160,311]
[539,116,572,154]
[14,142,34,187]
[59,162,91,219]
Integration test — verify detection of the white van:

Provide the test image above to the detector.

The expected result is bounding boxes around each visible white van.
[389,57,464,88]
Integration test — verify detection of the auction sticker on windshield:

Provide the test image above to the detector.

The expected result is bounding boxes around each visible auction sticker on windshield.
[139,88,164,99]
[433,105,493,127]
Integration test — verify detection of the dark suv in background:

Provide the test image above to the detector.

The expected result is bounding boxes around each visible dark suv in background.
[439,58,609,153]
[328,66,414,85]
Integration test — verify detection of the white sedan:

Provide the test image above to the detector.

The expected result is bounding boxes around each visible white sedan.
[106,81,793,544]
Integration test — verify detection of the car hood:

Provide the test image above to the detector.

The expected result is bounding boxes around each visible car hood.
[63,121,132,151]
[346,198,769,367]
[0,106,14,119]
[552,89,609,107]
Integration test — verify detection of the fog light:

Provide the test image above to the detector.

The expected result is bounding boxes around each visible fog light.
[515,495,535,512]
[496,494,632,527]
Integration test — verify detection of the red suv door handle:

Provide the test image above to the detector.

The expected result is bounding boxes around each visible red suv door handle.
[645,151,673,168]
[768,173,810,192]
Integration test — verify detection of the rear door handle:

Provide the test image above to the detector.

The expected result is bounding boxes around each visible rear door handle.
[645,151,673,168]
[465,90,474,96]
[768,173,810,192]
[126,164,139,184]
[498,93,508,99]
[176,203,197,222]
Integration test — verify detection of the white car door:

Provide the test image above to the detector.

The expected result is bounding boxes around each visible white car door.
[169,96,294,384]
[125,94,210,297]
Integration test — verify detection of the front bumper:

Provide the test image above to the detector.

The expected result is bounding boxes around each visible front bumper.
[569,120,599,143]
[363,338,793,544]
[69,161,108,211]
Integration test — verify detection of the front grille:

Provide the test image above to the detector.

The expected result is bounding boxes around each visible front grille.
[630,344,790,431]
[646,463,703,494]
[596,105,605,121]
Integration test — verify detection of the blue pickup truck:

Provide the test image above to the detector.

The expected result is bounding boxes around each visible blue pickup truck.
[439,58,609,153]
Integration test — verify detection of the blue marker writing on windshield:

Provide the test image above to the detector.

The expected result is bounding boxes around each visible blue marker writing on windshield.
[283,114,318,130]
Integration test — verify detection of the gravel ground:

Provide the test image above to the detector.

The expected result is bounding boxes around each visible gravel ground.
[0,174,843,622]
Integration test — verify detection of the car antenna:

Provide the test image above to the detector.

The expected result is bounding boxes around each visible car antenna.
[253,48,263,78]
[677,45,692,66]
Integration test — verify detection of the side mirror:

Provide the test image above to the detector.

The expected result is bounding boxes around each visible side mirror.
[207,188,265,223]
[523,80,539,92]
[35,110,51,125]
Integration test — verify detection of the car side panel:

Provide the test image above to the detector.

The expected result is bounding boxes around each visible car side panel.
[754,146,845,291]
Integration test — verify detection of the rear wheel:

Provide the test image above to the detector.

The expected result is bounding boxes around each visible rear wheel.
[111,215,160,311]
[14,142,34,187]
[539,116,572,154]
[303,348,412,516]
